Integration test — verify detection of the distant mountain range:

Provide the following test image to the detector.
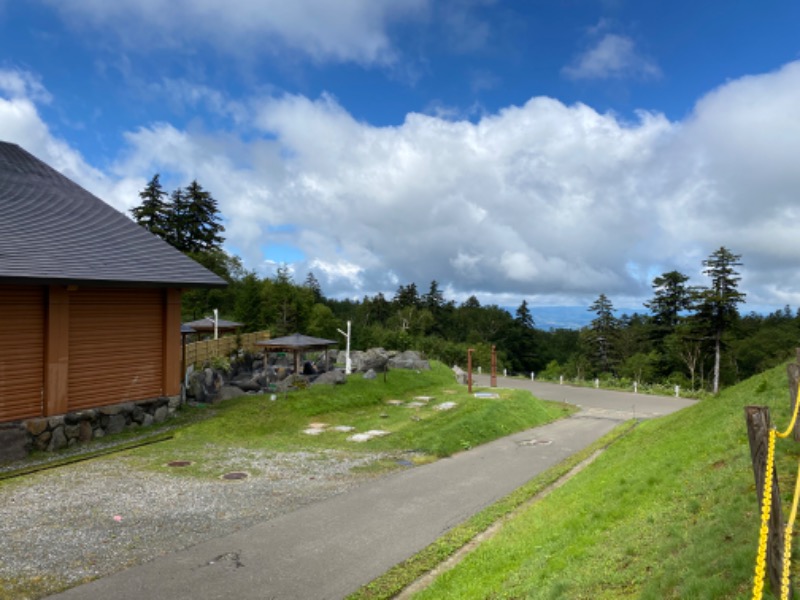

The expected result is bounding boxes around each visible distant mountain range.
[528,306,592,330]
[522,306,641,330]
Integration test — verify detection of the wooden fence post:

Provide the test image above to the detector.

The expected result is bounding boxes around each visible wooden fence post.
[745,405,789,598]
[787,348,800,442]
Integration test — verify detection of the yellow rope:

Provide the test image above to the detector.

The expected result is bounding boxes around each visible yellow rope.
[776,386,800,439]
[753,428,776,600]
[781,460,800,599]
[752,385,800,600]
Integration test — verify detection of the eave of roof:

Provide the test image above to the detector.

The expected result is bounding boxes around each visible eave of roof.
[256,333,338,350]
[182,317,244,331]
[0,142,227,288]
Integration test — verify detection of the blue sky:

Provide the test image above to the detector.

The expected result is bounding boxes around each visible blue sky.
[2,1,800,317]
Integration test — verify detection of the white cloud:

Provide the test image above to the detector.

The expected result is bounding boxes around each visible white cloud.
[0,69,118,203]
[43,0,428,66]
[7,61,800,310]
[0,70,51,103]
[563,33,661,81]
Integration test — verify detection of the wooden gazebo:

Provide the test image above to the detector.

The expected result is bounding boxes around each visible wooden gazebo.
[182,317,243,338]
[256,333,338,374]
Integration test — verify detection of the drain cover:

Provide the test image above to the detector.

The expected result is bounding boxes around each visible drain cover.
[167,461,193,467]
[519,439,552,446]
[222,472,249,480]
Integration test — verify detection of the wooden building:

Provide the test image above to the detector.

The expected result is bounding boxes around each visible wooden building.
[0,142,225,424]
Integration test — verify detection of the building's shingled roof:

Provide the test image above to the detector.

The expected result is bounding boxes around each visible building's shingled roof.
[0,142,226,287]
[256,333,338,350]
[182,317,243,332]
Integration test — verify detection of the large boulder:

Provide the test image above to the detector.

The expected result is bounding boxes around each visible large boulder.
[311,370,346,386]
[452,365,467,385]
[388,350,430,371]
[276,374,309,392]
[187,368,225,403]
[220,385,246,400]
[314,350,338,372]
[231,374,262,392]
[351,348,389,373]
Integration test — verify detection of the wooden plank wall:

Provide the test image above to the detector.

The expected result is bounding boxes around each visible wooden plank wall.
[68,288,164,411]
[185,330,271,367]
[0,285,45,421]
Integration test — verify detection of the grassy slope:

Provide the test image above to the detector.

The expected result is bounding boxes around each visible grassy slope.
[94,362,573,476]
[413,363,797,599]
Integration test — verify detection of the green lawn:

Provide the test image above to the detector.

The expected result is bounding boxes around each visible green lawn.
[112,362,574,478]
[403,363,797,599]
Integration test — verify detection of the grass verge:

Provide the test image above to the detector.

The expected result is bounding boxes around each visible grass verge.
[402,363,796,599]
[346,420,638,600]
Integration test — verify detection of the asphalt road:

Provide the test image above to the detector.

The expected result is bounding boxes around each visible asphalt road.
[472,374,697,420]
[49,378,695,600]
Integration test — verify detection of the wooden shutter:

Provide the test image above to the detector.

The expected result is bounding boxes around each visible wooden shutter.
[0,285,45,422]
[68,288,164,411]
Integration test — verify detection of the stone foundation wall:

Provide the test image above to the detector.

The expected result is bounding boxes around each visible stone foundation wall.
[0,395,182,463]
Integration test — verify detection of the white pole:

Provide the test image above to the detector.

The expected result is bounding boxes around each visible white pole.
[337,320,352,375]
[345,320,352,375]
[213,308,219,340]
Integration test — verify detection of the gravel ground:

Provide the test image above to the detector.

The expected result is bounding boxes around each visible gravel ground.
[0,446,392,598]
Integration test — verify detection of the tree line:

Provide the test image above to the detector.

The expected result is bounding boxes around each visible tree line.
[131,178,797,394]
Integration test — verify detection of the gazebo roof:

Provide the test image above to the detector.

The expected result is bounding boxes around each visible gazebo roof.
[256,333,337,351]
[182,317,243,333]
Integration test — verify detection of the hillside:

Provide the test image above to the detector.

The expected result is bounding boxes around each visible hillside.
[411,363,797,599]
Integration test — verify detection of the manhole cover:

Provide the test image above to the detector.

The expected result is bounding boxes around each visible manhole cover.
[221,472,249,480]
[519,439,552,446]
[167,461,193,467]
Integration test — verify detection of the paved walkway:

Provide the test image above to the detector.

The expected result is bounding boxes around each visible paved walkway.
[49,379,695,600]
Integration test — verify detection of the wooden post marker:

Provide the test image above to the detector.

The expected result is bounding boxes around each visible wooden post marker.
[745,405,789,598]
[787,348,800,442]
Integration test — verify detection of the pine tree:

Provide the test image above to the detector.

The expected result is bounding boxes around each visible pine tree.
[588,293,618,374]
[393,283,420,308]
[645,271,692,330]
[304,272,323,303]
[508,299,537,372]
[181,180,225,253]
[423,280,445,310]
[697,247,746,394]
[515,299,535,329]
[165,187,191,252]
[130,174,170,239]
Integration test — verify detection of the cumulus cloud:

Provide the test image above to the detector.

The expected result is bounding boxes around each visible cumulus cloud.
[563,33,661,81]
[0,68,123,203]
[6,61,800,309]
[42,0,428,65]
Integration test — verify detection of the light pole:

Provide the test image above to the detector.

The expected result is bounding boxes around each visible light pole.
[467,348,474,394]
[337,320,352,374]
[204,308,220,340]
